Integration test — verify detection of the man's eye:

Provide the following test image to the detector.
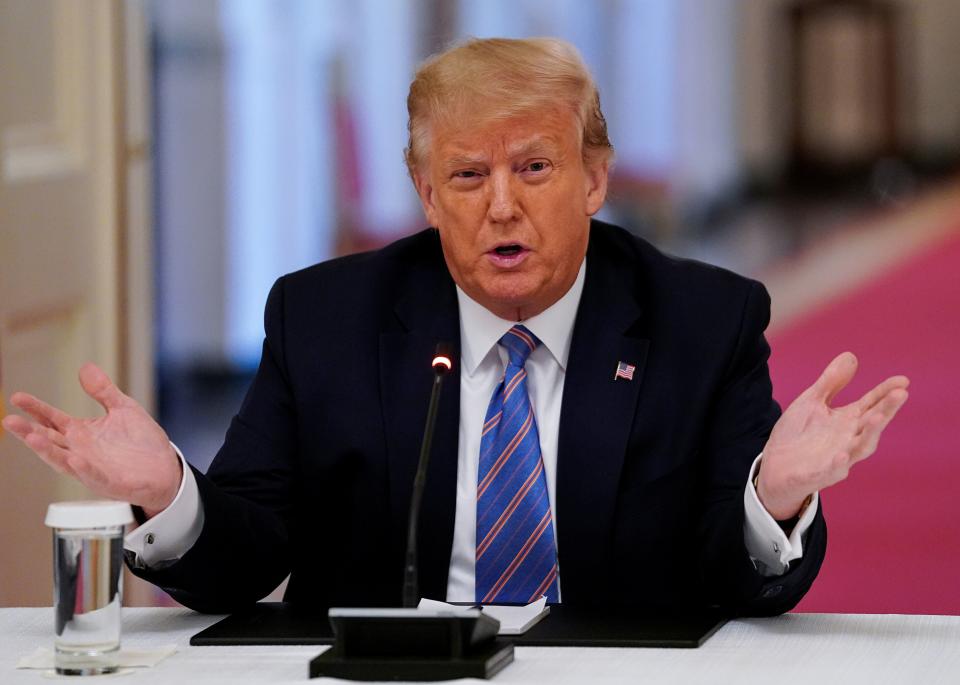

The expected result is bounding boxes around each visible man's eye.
[526,161,549,173]
[454,170,480,179]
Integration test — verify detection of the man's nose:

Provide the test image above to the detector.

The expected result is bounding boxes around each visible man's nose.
[486,171,521,224]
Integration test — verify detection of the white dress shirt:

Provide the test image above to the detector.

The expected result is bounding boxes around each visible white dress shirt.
[126,258,818,594]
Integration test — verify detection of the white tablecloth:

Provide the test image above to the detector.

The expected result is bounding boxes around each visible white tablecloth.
[4,608,959,684]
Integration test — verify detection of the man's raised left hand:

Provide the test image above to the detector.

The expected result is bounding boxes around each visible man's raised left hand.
[757,351,909,521]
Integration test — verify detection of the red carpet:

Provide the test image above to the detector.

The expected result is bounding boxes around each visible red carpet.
[768,226,960,614]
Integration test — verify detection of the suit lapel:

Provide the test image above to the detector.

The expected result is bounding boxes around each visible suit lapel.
[556,233,648,603]
[379,256,461,602]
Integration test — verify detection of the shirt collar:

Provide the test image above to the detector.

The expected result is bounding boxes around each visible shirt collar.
[457,259,586,375]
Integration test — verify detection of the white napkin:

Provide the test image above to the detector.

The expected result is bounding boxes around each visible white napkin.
[480,597,549,634]
[17,645,176,670]
[418,597,549,635]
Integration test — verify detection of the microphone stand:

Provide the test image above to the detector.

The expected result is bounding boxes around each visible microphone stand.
[309,343,514,681]
[403,345,452,608]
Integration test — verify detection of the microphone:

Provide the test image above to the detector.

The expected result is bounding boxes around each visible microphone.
[403,343,454,608]
[310,341,513,680]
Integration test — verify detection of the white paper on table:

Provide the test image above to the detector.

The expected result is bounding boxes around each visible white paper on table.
[17,645,176,670]
[418,597,549,635]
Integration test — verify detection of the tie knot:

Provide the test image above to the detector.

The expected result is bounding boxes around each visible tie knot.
[499,325,540,367]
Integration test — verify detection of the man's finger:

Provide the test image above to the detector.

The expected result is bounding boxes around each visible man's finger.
[854,375,910,415]
[4,415,72,457]
[40,423,69,450]
[5,414,69,452]
[78,362,127,412]
[14,428,78,478]
[861,387,909,428]
[851,389,908,463]
[2,413,34,440]
[810,351,858,405]
[9,392,72,432]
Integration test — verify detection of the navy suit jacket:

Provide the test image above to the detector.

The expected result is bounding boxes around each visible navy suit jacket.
[133,220,826,615]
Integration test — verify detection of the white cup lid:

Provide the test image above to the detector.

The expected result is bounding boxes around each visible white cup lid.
[45,500,134,529]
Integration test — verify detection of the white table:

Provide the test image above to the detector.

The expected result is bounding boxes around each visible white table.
[4,608,960,683]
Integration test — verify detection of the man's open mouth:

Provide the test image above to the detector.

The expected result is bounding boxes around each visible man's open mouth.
[492,244,524,256]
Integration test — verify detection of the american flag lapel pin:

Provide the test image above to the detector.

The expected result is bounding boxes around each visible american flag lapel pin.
[614,361,636,381]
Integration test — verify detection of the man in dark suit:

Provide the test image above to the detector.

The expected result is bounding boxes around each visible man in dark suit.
[4,38,909,615]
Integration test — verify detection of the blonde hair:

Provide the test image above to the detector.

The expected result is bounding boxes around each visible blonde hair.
[404,37,613,176]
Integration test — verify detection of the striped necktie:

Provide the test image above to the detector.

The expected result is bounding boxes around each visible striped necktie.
[475,325,559,604]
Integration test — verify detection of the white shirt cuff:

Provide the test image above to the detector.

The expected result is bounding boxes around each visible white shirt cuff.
[743,453,819,576]
[124,443,205,567]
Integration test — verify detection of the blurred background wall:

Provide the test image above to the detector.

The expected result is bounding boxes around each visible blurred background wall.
[0,0,156,606]
[2,0,959,610]
[153,0,960,373]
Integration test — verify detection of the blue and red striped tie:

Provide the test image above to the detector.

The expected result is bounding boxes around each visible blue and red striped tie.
[476,325,559,604]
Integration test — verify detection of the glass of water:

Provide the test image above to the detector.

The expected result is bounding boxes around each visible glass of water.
[45,501,133,676]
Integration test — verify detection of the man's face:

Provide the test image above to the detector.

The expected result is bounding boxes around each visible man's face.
[413,107,608,321]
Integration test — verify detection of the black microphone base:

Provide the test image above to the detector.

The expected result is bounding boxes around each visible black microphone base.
[309,639,514,681]
[308,608,513,680]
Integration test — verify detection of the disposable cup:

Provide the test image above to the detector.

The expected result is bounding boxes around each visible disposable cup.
[45,501,133,676]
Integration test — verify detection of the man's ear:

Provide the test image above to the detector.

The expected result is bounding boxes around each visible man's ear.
[584,157,609,217]
[413,170,440,227]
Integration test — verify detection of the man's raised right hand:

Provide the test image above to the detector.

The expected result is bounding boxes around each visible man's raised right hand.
[2,362,182,518]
